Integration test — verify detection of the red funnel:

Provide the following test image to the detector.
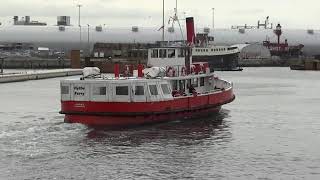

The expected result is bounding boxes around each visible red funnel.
[186,17,196,45]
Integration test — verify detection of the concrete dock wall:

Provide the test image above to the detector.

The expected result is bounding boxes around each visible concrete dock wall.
[239,58,302,67]
[0,58,71,69]
[0,69,82,83]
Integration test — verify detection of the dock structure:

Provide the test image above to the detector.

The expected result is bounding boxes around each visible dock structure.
[0,69,82,83]
[0,57,4,74]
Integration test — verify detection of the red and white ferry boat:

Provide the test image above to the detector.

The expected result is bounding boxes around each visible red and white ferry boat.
[59,18,235,127]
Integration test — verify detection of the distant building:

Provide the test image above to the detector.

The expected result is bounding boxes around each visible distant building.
[57,16,71,26]
[13,16,47,26]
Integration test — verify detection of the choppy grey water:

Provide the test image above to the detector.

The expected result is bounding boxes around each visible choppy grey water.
[0,67,320,180]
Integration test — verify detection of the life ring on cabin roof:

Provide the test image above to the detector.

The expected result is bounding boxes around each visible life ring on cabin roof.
[166,66,175,77]
[190,65,196,74]
[180,66,186,76]
[123,65,130,77]
[200,64,204,73]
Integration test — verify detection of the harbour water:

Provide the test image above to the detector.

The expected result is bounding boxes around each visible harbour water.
[0,67,320,179]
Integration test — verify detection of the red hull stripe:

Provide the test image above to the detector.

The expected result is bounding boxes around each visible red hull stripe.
[65,106,221,126]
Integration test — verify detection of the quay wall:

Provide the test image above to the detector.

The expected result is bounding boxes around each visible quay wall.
[0,69,82,83]
[1,58,71,69]
[239,58,303,67]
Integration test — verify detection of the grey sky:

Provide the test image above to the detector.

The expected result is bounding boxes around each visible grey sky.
[0,0,318,29]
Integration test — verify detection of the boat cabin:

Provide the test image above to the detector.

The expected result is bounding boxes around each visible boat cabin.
[61,78,173,103]
[147,47,191,69]
[61,67,224,103]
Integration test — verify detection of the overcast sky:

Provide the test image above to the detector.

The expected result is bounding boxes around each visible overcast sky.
[0,0,318,29]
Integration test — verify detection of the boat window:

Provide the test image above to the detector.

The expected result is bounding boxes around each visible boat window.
[172,80,178,90]
[151,49,158,58]
[178,49,184,57]
[159,49,167,58]
[116,86,129,95]
[93,86,106,95]
[200,77,205,86]
[191,78,198,87]
[61,86,69,94]
[161,84,170,95]
[168,49,175,58]
[206,49,208,52]
[179,80,185,92]
[211,49,213,52]
[149,85,158,95]
[187,79,191,89]
[228,47,237,50]
[135,86,144,95]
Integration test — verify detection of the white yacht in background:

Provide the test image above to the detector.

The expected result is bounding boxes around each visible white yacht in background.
[192,35,242,71]
[185,18,242,71]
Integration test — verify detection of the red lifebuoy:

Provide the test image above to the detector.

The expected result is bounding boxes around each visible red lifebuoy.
[200,64,204,73]
[181,67,186,76]
[190,65,196,74]
[123,65,130,77]
[166,67,175,77]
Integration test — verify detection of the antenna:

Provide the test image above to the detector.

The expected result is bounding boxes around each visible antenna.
[77,4,82,50]
[212,8,215,29]
[77,4,82,27]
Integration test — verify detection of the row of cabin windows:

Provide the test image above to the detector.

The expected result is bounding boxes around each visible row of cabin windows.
[61,84,171,96]
[151,49,185,58]
[195,48,226,52]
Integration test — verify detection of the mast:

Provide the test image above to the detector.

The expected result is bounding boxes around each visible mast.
[176,0,178,13]
[172,0,184,41]
[162,0,165,42]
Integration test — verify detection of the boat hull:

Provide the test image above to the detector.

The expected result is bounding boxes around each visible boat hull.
[64,106,221,127]
[61,88,235,127]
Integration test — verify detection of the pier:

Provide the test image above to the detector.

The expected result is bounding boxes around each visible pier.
[0,69,82,83]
